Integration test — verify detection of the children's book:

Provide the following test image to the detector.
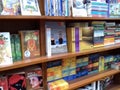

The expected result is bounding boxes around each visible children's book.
[19,30,40,59]
[45,22,68,56]
[0,32,13,66]
[0,76,8,90]
[1,0,21,15]
[26,68,43,90]
[8,72,26,90]
[20,0,41,15]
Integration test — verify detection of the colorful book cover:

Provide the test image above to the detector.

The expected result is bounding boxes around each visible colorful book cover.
[45,22,68,56]
[1,0,21,15]
[0,32,13,66]
[72,0,87,17]
[19,30,40,59]
[26,68,43,90]
[44,0,51,16]
[0,76,8,90]
[8,72,26,90]
[20,0,41,15]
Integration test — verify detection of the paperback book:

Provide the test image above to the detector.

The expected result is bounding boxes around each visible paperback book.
[20,0,41,15]
[0,32,13,66]
[1,0,21,15]
[45,22,68,56]
[8,72,26,90]
[19,30,40,59]
[26,68,43,90]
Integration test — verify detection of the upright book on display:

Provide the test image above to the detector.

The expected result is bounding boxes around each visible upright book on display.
[0,32,13,66]
[45,22,68,56]
[20,0,41,15]
[19,30,40,59]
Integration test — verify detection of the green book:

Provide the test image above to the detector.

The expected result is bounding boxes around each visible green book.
[14,34,22,61]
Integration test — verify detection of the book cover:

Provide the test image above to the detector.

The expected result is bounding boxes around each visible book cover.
[8,72,26,90]
[72,0,87,17]
[0,76,8,90]
[20,0,41,15]
[26,68,43,90]
[0,32,13,66]
[19,30,40,59]
[1,0,21,15]
[80,27,93,51]
[45,22,68,56]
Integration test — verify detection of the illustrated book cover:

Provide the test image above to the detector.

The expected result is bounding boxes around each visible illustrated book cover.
[19,30,40,59]
[20,0,41,15]
[8,72,26,90]
[0,32,13,66]
[26,68,43,90]
[0,76,8,90]
[45,22,68,56]
[1,0,21,15]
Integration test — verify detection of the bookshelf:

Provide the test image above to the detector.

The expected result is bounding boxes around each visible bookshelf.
[1,13,120,90]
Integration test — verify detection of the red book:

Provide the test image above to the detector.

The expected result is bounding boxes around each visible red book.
[0,76,8,90]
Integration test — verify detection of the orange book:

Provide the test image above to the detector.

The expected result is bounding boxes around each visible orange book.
[19,30,40,59]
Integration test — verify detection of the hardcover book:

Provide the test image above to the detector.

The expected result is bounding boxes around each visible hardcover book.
[0,32,13,66]
[26,68,43,90]
[19,30,40,59]
[8,72,26,90]
[0,0,3,14]
[1,0,21,15]
[45,22,68,56]
[20,0,41,15]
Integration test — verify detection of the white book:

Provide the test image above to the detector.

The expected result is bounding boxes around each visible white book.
[20,0,41,15]
[46,28,52,56]
[0,32,13,66]
[72,0,87,17]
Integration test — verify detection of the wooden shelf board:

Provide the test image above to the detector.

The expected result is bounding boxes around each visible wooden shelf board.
[0,16,120,20]
[0,44,120,72]
[68,69,120,90]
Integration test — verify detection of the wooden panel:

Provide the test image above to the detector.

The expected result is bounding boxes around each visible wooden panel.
[106,84,120,90]
[68,69,120,90]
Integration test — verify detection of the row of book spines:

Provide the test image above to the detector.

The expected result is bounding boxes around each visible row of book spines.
[47,53,117,82]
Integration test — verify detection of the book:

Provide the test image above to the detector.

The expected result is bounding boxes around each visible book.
[26,68,43,90]
[8,72,26,90]
[45,22,68,56]
[20,0,41,15]
[0,76,8,90]
[19,30,40,59]
[72,0,87,17]
[0,32,13,66]
[1,0,21,15]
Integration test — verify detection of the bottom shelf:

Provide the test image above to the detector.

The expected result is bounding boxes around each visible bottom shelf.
[106,84,120,90]
[68,69,120,90]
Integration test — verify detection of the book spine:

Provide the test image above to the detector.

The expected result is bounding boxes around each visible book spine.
[46,28,52,56]
[75,27,80,52]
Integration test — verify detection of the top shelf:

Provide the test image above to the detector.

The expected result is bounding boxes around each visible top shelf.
[0,44,120,72]
[0,15,120,21]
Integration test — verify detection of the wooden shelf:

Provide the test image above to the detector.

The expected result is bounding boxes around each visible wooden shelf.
[68,69,120,90]
[0,44,120,72]
[1,15,120,21]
